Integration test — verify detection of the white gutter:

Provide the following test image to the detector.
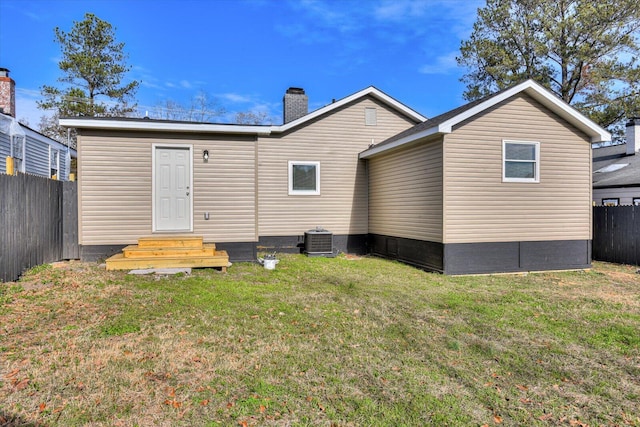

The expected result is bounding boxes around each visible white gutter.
[59,87,426,137]
[59,118,273,135]
[359,126,441,159]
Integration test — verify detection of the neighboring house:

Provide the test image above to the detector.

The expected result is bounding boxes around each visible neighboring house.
[60,80,610,274]
[359,80,610,274]
[0,113,77,181]
[0,68,77,181]
[592,118,640,206]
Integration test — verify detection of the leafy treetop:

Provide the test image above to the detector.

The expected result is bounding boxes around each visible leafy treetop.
[457,0,640,135]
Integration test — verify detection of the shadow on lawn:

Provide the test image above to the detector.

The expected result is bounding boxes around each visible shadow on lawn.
[0,411,42,427]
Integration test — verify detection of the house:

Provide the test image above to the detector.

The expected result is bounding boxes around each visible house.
[60,80,610,274]
[0,68,77,181]
[592,118,640,206]
[59,87,425,262]
[359,80,609,274]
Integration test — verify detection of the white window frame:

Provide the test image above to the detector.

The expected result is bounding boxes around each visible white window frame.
[502,140,540,183]
[602,198,619,206]
[633,198,640,206]
[288,161,320,195]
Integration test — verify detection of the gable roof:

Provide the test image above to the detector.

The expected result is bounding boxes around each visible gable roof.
[592,143,640,188]
[59,86,426,134]
[1,113,77,156]
[359,80,611,159]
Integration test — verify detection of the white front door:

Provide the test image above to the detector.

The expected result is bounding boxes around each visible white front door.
[154,146,191,231]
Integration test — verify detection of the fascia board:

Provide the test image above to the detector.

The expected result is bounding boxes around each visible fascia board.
[436,83,533,133]
[59,118,272,135]
[519,83,611,143]
[273,87,427,133]
[59,87,427,137]
[360,79,611,159]
[438,80,610,142]
[359,126,439,159]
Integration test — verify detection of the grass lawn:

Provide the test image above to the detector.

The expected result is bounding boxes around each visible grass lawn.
[1,255,639,426]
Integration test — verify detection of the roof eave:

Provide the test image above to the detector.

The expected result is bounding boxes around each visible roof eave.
[59,118,273,135]
[359,125,442,159]
[59,86,426,137]
[517,81,611,143]
[437,80,611,143]
[360,79,611,158]
[273,86,426,133]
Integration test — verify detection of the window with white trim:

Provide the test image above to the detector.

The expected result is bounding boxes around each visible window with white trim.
[602,198,619,206]
[50,148,60,179]
[503,140,540,182]
[288,161,320,195]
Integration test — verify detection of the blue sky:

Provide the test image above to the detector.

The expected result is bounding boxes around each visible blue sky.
[0,0,484,126]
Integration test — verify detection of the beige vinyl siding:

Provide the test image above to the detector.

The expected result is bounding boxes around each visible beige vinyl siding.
[77,132,151,245]
[443,93,592,243]
[593,187,640,206]
[258,97,417,236]
[78,130,256,245]
[368,138,443,242]
[192,137,257,242]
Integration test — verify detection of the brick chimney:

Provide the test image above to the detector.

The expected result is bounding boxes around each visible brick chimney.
[626,117,640,155]
[0,68,16,117]
[283,87,308,124]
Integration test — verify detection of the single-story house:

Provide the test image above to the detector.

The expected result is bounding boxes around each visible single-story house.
[60,80,610,274]
[592,118,640,206]
[0,68,76,181]
[0,113,76,181]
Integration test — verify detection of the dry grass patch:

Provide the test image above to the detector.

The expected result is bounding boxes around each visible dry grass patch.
[1,258,639,426]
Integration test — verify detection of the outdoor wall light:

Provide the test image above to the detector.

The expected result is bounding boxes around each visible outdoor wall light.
[203,150,209,162]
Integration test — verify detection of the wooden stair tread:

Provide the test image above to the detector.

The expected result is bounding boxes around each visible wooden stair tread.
[105,250,229,271]
[123,243,217,258]
[137,235,204,249]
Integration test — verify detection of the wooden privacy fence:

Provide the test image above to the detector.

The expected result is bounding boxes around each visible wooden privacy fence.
[593,206,640,266]
[0,173,78,282]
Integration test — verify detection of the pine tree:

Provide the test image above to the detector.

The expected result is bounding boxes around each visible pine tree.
[457,0,640,136]
[38,13,139,145]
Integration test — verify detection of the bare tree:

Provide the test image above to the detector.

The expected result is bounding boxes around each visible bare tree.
[152,91,225,122]
[234,111,271,125]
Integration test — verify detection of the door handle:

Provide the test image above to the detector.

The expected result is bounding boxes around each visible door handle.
[186,192,190,196]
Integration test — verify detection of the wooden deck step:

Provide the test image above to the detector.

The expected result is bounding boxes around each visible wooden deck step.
[137,235,205,249]
[123,243,217,258]
[105,250,230,271]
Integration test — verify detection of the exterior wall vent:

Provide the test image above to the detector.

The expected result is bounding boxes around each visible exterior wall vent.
[304,227,336,257]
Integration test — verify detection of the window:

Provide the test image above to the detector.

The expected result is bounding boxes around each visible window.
[50,148,59,178]
[503,140,540,182]
[602,198,619,206]
[288,161,320,195]
[633,198,640,206]
[365,107,377,126]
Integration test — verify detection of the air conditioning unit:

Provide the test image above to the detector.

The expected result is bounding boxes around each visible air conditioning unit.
[304,227,336,257]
